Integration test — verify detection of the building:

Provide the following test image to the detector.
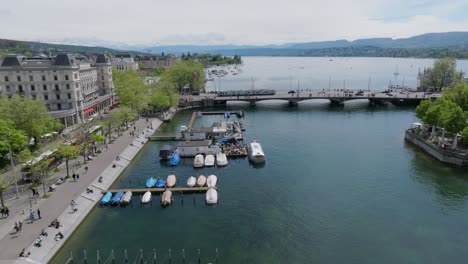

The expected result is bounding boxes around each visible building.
[111,52,138,71]
[0,53,114,128]
[135,54,177,69]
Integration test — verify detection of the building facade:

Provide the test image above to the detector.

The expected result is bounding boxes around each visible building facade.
[0,53,114,128]
[111,52,138,71]
[135,55,177,69]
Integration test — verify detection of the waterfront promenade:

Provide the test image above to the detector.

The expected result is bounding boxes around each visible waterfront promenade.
[0,118,162,264]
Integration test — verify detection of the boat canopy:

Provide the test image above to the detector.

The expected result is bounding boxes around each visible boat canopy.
[411,122,423,128]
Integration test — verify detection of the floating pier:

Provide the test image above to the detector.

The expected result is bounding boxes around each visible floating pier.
[148,133,183,141]
[103,187,217,194]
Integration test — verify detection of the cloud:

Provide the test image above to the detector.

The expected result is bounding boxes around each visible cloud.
[0,9,11,15]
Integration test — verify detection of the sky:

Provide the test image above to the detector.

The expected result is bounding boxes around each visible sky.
[0,0,467,46]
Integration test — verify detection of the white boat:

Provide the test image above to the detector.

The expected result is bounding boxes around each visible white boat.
[207,175,217,188]
[187,176,196,187]
[248,140,266,164]
[204,154,215,167]
[206,189,218,204]
[161,190,172,206]
[193,154,204,168]
[197,175,207,187]
[216,153,228,167]
[120,191,132,204]
[141,191,152,204]
[166,175,176,188]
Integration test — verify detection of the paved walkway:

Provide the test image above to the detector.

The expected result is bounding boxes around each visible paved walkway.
[0,118,162,264]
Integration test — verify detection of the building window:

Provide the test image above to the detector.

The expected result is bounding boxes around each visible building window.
[66,84,70,89]
[17,76,21,82]
[55,84,59,91]
[32,94,37,100]
[54,75,58,81]
[57,103,62,110]
[44,95,48,100]
[67,93,71,99]
[31,85,35,91]
[18,85,23,93]
[6,85,10,92]
[56,94,60,100]
[74,73,78,79]
[43,84,47,91]
[102,82,105,87]
[75,83,79,88]
[101,76,104,81]
[42,76,46,81]
[65,75,69,80]
[29,75,33,81]
[4,76,9,82]
[68,103,72,109]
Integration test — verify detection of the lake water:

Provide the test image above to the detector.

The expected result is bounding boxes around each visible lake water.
[52,57,468,264]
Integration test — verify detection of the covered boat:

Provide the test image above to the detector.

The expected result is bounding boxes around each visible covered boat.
[167,175,176,188]
[224,112,230,119]
[187,176,196,187]
[216,153,228,167]
[159,145,173,160]
[161,190,172,206]
[141,191,152,204]
[145,177,157,188]
[110,192,124,205]
[100,192,112,205]
[207,175,217,188]
[193,154,204,168]
[204,154,215,167]
[196,175,207,187]
[169,153,180,166]
[206,189,218,204]
[156,178,167,188]
[248,140,266,164]
[120,191,132,205]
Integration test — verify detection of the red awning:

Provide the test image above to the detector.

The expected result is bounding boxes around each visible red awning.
[82,107,94,115]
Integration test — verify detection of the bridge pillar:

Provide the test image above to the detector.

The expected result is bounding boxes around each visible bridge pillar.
[249,101,256,107]
[288,101,298,107]
[329,99,344,106]
[368,99,387,106]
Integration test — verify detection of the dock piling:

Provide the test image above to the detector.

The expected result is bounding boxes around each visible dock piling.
[139,249,144,264]
[182,248,186,263]
[97,250,100,264]
[83,250,87,264]
[124,249,128,263]
[216,248,219,263]
[168,248,172,263]
[152,249,157,264]
[198,249,201,264]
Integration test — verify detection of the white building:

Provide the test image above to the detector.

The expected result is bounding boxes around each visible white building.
[0,53,114,128]
[111,52,138,71]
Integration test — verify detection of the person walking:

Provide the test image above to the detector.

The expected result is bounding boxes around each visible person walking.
[84,166,88,174]
[30,210,35,223]
[72,174,76,181]
[76,174,80,181]
[37,208,41,219]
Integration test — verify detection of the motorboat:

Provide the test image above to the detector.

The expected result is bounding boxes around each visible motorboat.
[206,189,218,204]
[187,176,196,187]
[207,175,217,188]
[216,153,228,167]
[204,154,215,167]
[145,177,157,188]
[248,140,266,164]
[156,178,167,188]
[224,112,230,119]
[169,153,180,166]
[159,145,173,160]
[167,175,176,188]
[193,154,204,168]
[100,192,112,205]
[141,191,152,204]
[161,190,172,206]
[197,175,207,187]
[120,191,132,205]
[110,192,124,205]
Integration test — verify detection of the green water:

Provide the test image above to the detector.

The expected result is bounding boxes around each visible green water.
[51,101,468,264]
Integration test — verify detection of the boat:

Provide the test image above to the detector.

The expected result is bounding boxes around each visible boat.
[100,192,112,205]
[196,111,203,118]
[169,153,180,166]
[159,145,173,160]
[161,190,172,206]
[145,177,157,188]
[187,176,196,187]
[216,153,228,167]
[204,154,215,167]
[236,110,244,118]
[207,175,217,188]
[224,112,230,119]
[156,178,167,188]
[193,154,204,168]
[248,140,266,164]
[141,191,152,204]
[167,175,176,188]
[206,189,218,204]
[197,175,207,187]
[110,192,124,205]
[120,191,132,205]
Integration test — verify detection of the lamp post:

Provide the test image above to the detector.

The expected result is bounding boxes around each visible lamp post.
[3,139,19,199]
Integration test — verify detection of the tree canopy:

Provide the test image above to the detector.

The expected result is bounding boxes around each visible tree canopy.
[0,119,28,154]
[113,70,149,112]
[419,57,462,91]
[160,61,205,91]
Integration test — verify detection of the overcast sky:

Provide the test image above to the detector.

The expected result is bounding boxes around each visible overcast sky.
[0,0,467,46]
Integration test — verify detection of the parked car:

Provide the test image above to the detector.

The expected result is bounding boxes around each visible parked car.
[288,90,296,94]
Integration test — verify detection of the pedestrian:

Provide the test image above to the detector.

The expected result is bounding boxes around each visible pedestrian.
[30,210,35,223]
[72,174,76,181]
[37,209,41,219]
[84,166,88,173]
[134,126,136,131]
[5,207,9,217]
[76,174,80,180]
[31,188,36,197]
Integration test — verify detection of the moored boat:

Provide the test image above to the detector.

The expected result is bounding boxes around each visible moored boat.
[161,190,172,206]
[120,191,132,205]
[169,153,180,166]
[204,154,215,167]
[197,175,207,187]
[167,175,176,188]
[141,191,152,204]
[110,192,124,205]
[193,154,204,168]
[159,145,173,160]
[216,153,228,167]
[207,175,217,188]
[156,178,167,188]
[187,176,196,187]
[206,189,218,204]
[248,140,266,164]
[145,177,157,188]
[100,192,112,206]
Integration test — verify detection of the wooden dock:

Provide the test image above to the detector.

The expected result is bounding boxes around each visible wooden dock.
[148,133,183,141]
[188,110,243,129]
[103,187,217,194]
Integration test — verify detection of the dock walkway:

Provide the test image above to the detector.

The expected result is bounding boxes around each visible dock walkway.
[105,187,217,194]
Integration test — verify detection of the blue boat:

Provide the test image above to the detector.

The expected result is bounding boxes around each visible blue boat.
[100,192,112,206]
[156,179,167,188]
[145,177,157,188]
[224,112,230,119]
[110,192,124,205]
[169,153,180,166]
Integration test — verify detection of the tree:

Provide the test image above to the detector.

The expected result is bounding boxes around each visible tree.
[160,60,205,92]
[90,134,106,153]
[148,81,179,112]
[57,144,79,177]
[443,81,468,111]
[0,174,12,207]
[461,127,468,144]
[416,97,467,133]
[113,107,136,129]
[113,70,149,112]
[0,119,28,154]
[31,159,52,196]
[99,115,118,144]
[419,57,459,91]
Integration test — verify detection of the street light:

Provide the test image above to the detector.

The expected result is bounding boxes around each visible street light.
[2,138,19,199]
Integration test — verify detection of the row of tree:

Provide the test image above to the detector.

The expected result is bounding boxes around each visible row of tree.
[418,58,465,92]
[181,53,242,66]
